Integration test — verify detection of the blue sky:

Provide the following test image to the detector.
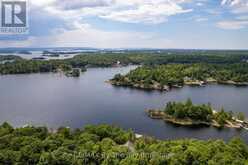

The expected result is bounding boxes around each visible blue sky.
[0,0,248,49]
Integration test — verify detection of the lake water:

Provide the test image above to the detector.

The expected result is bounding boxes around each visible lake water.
[0,66,248,142]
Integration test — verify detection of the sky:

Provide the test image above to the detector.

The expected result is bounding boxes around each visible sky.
[0,0,248,49]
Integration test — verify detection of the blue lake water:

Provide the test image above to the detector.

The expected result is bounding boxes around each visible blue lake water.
[0,66,248,142]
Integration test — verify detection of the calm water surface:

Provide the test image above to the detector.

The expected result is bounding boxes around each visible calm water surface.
[0,66,248,142]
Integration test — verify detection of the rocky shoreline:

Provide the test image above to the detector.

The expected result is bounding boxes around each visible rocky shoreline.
[108,78,248,92]
[107,80,170,91]
[146,109,248,129]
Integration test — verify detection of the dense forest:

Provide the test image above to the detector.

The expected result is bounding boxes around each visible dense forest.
[0,58,83,76]
[111,63,248,90]
[0,123,248,165]
[162,99,246,127]
[0,55,21,62]
[164,99,213,122]
[1,52,248,74]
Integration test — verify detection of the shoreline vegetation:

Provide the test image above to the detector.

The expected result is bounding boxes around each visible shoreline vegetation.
[1,52,248,164]
[64,68,86,77]
[110,64,248,91]
[146,99,248,129]
[0,123,248,164]
[1,52,248,75]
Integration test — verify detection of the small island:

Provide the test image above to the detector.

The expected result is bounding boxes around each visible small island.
[63,66,87,77]
[110,64,248,91]
[146,99,248,129]
[65,68,81,77]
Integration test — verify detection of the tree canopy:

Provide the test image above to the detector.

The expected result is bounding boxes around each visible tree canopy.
[111,64,248,90]
[1,51,248,75]
[0,123,247,164]
[164,99,213,122]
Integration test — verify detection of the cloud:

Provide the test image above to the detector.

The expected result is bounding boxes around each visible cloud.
[30,0,193,24]
[221,0,248,13]
[54,0,114,10]
[221,0,245,6]
[196,2,204,6]
[217,0,248,30]
[100,1,192,24]
[217,20,248,29]
[2,0,194,48]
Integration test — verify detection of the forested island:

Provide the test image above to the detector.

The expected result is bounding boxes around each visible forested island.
[110,63,248,91]
[0,122,248,164]
[147,99,248,129]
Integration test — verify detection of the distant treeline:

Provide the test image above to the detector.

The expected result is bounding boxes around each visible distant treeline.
[0,123,248,164]
[1,52,248,74]
[0,55,22,62]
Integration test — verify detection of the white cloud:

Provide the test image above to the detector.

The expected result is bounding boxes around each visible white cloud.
[217,20,248,29]
[55,0,114,10]
[218,0,248,30]
[30,0,193,24]
[221,0,245,6]
[100,2,192,24]
[5,0,194,49]
[196,2,204,6]
[30,0,55,7]
[221,0,248,13]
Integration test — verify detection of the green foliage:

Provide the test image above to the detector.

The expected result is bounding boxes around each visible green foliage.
[1,51,248,75]
[237,112,246,121]
[164,99,213,122]
[83,125,131,144]
[0,55,21,62]
[81,67,87,72]
[163,100,240,127]
[0,122,13,137]
[112,63,248,88]
[214,108,232,127]
[71,68,80,77]
[0,60,59,74]
[0,123,247,164]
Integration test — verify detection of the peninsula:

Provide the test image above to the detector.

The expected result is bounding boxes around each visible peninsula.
[110,64,248,91]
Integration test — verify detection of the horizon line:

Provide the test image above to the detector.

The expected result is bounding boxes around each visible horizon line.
[0,47,248,51]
